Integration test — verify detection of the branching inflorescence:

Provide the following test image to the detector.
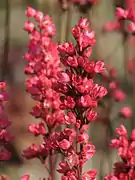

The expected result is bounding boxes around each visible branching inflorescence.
[22,6,108,180]
[105,125,135,179]
[56,17,107,180]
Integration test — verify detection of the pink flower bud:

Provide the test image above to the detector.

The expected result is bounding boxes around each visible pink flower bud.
[78,18,89,29]
[116,125,127,136]
[104,174,118,180]
[58,72,70,83]
[109,81,117,89]
[128,22,135,33]
[35,11,44,22]
[87,110,97,122]
[58,42,75,55]
[115,7,128,19]
[24,22,34,33]
[94,61,105,73]
[25,7,36,18]
[21,175,30,180]
[104,21,120,32]
[0,148,11,161]
[110,139,120,148]
[77,133,89,143]
[65,112,76,125]
[66,56,78,67]
[120,106,132,119]
[82,170,97,180]
[131,129,135,140]
[113,89,126,102]
[0,174,9,180]
[28,123,46,136]
[59,139,71,150]
[0,82,6,89]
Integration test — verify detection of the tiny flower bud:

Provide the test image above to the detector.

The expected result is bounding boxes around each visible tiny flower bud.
[120,106,132,119]
[24,22,34,33]
[58,72,70,83]
[87,110,97,122]
[113,89,126,102]
[25,7,36,18]
[77,133,89,143]
[21,175,30,180]
[35,11,44,22]
[115,7,128,19]
[131,129,135,141]
[116,125,127,136]
[59,139,71,150]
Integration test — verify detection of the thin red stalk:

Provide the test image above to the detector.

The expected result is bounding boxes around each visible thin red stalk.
[1,0,10,80]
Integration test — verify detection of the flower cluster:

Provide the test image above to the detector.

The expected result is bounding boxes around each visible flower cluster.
[100,65,132,121]
[55,17,107,179]
[22,5,133,180]
[23,7,62,178]
[105,125,135,179]
[0,82,12,161]
[104,0,135,35]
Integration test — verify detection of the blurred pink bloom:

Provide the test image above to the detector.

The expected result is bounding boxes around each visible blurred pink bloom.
[120,106,132,119]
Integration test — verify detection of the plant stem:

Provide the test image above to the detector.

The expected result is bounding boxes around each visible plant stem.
[59,10,68,43]
[65,4,72,42]
[1,0,10,80]
[50,150,55,180]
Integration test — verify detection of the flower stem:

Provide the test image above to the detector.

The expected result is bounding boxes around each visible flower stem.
[49,150,55,180]
[65,4,72,41]
[1,0,10,80]
[59,10,68,43]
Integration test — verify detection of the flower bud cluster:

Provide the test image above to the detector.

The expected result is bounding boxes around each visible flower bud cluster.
[23,7,62,170]
[105,0,135,34]
[105,125,135,179]
[55,18,107,179]
[0,82,12,162]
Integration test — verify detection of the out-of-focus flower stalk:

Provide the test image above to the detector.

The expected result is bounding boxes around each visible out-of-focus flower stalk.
[60,10,69,42]
[59,1,72,42]
[1,0,10,80]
